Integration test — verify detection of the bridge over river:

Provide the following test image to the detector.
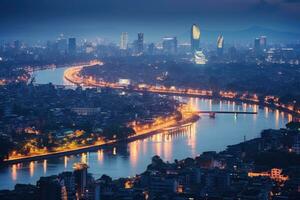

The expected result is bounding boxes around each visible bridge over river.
[194,110,257,118]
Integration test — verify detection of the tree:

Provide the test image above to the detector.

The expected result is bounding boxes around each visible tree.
[286,122,300,130]
[0,136,14,162]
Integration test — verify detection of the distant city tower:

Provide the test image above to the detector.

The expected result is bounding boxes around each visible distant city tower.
[191,24,201,53]
[254,37,261,54]
[260,36,267,50]
[120,32,128,50]
[68,38,76,55]
[217,35,224,56]
[137,33,144,54]
[162,37,177,55]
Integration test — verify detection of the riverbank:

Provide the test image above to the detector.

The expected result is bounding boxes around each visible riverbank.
[3,113,200,165]
[63,64,300,118]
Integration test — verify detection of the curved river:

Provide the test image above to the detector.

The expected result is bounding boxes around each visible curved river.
[0,67,292,189]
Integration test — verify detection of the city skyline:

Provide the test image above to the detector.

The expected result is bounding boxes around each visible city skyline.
[0,1,300,200]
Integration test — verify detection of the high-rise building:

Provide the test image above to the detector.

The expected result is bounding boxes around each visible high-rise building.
[260,36,267,50]
[217,35,224,56]
[148,43,155,55]
[68,38,76,55]
[59,171,76,200]
[254,38,261,53]
[137,33,144,54]
[162,37,177,55]
[57,38,68,54]
[120,32,128,50]
[191,24,201,53]
[85,181,101,200]
[73,163,88,199]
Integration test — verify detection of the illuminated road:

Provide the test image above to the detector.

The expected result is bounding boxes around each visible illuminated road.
[5,107,199,164]
[63,62,299,116]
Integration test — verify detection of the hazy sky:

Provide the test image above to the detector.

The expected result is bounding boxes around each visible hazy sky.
[1,0,300,42]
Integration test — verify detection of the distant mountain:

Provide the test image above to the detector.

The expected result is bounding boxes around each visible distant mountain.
[202,26,300,43]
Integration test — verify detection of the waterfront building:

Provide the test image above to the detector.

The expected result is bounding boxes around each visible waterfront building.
[191,24,200,53]
[73,163,88,199]
[162,36,177,55]
[120,32,128,50]
[68,38,76,55]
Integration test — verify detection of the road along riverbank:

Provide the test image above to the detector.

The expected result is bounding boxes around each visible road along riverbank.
[4,111,200,165]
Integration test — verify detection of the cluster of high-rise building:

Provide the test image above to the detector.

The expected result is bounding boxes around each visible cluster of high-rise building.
[47,36,77,55]
[2,23,299,67]
[117,24,212,64]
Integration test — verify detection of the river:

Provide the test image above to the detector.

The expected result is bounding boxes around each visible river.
[0,66,292,190]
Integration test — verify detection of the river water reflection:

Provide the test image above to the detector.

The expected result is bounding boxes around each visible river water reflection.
[0,67,291,189]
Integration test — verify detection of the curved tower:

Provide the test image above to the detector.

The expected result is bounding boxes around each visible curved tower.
[217,35,224,56]
[191,24,201,53]
[217,35,224,49]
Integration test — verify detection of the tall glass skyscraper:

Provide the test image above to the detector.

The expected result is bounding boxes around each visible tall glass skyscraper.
[191,24,200,53]
[162,37,177,55]
[137,33,144,54]
[217,35,224,56]
[120,32,128,50]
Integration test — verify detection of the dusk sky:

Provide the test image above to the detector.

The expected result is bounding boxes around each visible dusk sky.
[1,0,300,42]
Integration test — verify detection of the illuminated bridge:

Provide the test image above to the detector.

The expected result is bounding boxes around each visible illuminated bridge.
[195,111,258,118]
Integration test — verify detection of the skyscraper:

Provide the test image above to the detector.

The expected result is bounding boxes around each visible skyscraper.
[57,38,68,54]
[73,163,88,199]
[260,36,267,50]
[217,35,224,56]
[59,171,76,200]
[148,43,155,55]
[191,24,201,53]
[120,32,128,50]
[68,38,76,55]
[137,33,144,54]
[254,38,261,54]
[162,37,177,55]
